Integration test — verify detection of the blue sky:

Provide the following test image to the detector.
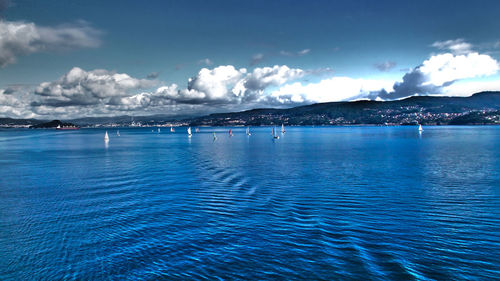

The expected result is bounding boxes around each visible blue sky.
[1,0,500,118]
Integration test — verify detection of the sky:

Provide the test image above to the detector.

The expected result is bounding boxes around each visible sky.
[1,0,500,119]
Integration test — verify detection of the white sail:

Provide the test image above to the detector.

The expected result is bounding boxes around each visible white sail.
[187,127,192,136]
[170,126,174,132]
[116,130,120,136]
[213,132,217,140]
[273,127,279,139]
[158,128,160,133]
[246,126,251,135]
[104,131,109,142]
[281,124,285,133]
[418,124,423,132]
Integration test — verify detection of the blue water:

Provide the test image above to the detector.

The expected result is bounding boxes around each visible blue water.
[0,126,499,280]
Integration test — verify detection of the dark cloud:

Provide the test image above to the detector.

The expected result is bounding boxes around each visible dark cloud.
[0,20,101,67]
[367,68,445,100]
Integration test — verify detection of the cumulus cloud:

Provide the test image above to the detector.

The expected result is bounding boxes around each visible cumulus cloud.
[431,39,473,55]
[374,52,499,100]
[0,20,101,67]
[33,67,157,107]
[374,61,397,72]
[21,64,305,118]
[0,87,37,118]
[119,65,305,107]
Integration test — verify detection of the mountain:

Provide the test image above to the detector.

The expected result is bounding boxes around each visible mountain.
[186,92,500,126]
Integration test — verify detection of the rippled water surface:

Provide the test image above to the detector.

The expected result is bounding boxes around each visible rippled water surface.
[0,126,499,280]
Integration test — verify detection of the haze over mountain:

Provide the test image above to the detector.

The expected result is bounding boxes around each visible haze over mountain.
[2,1,500,119]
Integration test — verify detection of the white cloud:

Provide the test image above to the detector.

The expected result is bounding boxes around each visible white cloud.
[420,52,499,86]
[0,20,101,67]
[268,77,394,104]
[431,39,473,54]
[443,79,500,97]
[187,65,247,102]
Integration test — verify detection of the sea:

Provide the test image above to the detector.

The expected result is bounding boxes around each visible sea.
[0,126,499,280]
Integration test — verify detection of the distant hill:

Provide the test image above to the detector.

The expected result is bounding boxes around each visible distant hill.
[187,92,500,126]
[0,117,45,127]
[30,120,77,129]
[1,92,500,127]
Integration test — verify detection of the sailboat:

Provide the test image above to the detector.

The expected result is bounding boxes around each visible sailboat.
[281,124,286,134]
[213,132,217,141]
[272,127,280,139]
[170,126,175,132]
[158,128,161,133]
[187,127,192,137]
[116,130,120,136]
[195,128,200,133]
[104,131,109,142]
[418,124,424,132]
[246,126,251,136]
[229,129,233,137]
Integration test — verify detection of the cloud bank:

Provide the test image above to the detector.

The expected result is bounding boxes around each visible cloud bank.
[1,39,499,119]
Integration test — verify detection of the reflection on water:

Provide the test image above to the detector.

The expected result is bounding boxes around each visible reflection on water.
[0,126,499,280]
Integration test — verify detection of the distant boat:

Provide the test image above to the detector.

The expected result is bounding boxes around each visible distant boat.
[56,124,79,130]
[158,128,161,133]
[116,130,120,136]
[187,127,192,137]
[281,124,286,134]
[213,132,217,141]
[418,124,424,132]
[246,126,251,136]
[272,127,280,139]
[104,131,109,142]
[170,126,175,132]
[195,127,200,133]
[229,129,233,137]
